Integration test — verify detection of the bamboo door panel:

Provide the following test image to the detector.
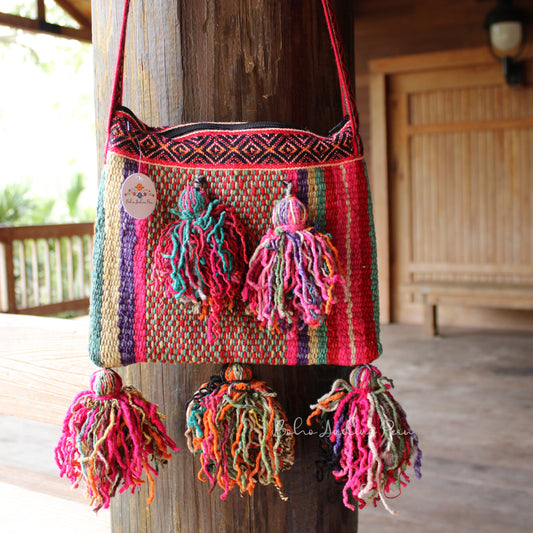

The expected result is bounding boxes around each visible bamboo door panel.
[388,58,533,327]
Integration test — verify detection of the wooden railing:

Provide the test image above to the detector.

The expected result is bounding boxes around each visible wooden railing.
[0,223,94,316]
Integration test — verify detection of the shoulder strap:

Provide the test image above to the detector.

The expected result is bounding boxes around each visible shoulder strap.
[107,0,359,134]
[106,0,131,136]
[320,0,358,129]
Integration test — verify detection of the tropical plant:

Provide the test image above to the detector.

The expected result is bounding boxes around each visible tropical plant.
[0,182,34,224]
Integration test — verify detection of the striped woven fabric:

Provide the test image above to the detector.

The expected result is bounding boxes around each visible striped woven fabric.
[89,107,382,368]
[89,0,382,368]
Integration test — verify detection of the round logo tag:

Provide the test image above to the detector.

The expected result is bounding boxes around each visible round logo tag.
[121,173,157,219]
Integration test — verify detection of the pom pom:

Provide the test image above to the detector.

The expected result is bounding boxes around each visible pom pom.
[185,364,295,500]
[307,365,422,514]
[242,187,344,332]
[152,175,248,342]
[55,369,179,511]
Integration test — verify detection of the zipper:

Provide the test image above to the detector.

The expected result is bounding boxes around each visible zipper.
[117,105,348,138]
[160,120,310,138]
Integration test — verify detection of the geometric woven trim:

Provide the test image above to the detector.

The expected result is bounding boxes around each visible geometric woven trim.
[107,107,362,168]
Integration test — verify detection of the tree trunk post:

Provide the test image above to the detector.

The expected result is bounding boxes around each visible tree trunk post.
[92,1,358,531]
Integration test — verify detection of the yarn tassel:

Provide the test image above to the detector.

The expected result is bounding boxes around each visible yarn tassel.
[55,369,178,511]
[185,364,295,500]
[242,184,344,332]
[152,174,247,342]
[307,365,422,514]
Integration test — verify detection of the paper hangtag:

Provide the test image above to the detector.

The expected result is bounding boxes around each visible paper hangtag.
[121,173,157,219]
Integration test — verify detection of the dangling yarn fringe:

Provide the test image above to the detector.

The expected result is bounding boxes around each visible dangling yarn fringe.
[152,174,248,342]
[55,369,178,511]
[243,184,344,332]
[185,364,295,500]
[307,365,422,514]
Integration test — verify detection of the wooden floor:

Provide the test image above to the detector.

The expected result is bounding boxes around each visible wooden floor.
[358,325,533,533]
[0,314,110,533]
[0,314,532,532]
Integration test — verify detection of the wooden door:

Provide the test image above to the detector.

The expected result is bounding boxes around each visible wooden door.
[370,46,533,329]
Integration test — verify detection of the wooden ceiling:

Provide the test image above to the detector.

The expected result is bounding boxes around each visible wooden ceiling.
[0,0,92,42]
[55,0,91,27]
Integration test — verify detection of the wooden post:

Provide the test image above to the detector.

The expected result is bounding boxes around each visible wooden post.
[2,241,16,313]
[423,301,438,337]
[92,1,358,531]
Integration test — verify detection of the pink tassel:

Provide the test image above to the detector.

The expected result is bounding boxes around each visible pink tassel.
[242,185,344,331]
[152,174,247,342]
[307,365,422,514]
[55,369,178,511]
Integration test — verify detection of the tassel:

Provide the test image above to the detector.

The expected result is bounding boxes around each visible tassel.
[152,174,248,342]
[55,369,178,511]
[242,184,344,332]
[185,364,295,500]
[307,365,422,514]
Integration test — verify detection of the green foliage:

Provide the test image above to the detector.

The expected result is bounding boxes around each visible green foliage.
[0,174,94,226]
[0,181,56,226]
[66,173,85,219]
[0,182,34,224]
[64,173,96,222]
[30,197,56,224]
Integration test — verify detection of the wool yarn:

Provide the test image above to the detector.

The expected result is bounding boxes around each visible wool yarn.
[55,369,178,511]
[152,175,248,342]
[307,364,422,514]
[185,364,295,499]
[243,186,344,332]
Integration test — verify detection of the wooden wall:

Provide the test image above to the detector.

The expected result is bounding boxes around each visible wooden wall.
[355,0,533,331]
[380,51,533,328]
[353,0,533,154]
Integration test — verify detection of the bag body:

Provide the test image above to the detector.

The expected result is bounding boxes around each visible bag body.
[89,0,382,368]
[59,2,422,514]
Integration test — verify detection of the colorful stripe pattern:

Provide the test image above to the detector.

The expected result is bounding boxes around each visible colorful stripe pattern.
[90,112,382,367]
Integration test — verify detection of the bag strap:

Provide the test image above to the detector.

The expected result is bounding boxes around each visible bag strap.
[107,0,359,135]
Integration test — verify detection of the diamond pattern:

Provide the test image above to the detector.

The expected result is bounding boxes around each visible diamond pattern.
[109,110,360,167]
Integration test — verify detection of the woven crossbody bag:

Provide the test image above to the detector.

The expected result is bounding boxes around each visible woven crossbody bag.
[56,0,421,513]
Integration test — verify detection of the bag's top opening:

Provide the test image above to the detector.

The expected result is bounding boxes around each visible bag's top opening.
[107,106,361,169]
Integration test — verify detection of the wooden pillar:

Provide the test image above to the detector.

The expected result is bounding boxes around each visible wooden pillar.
[92,1,357,531]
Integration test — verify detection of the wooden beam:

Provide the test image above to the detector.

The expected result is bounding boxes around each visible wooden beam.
[407,117,533,135]
[370,42,533,74]
[0,222,94,242]
[0,11,91,42]
[423,303,438,337]
[93,1,359,531]
[12,298,90,316]
[369,72,391,323]
[37,0,46,22]
[3,242,16,314]
[53,0,91,29]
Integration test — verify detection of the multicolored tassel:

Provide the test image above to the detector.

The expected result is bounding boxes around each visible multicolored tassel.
[152,174,248,342]
[185,364,295,500]
[242,184,344,332]
[307,365,422,514]
[55,369,178,511]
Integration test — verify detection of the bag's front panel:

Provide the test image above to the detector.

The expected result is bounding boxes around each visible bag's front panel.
[90,144,381,367]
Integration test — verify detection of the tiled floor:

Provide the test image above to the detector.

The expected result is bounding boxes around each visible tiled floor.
[1,324,532,532]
